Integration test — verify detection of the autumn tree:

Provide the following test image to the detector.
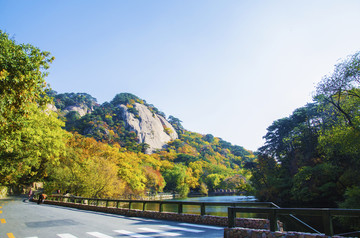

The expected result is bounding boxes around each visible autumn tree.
[0,31,54,134]
[0,31,67,186]
[45,134,125,198]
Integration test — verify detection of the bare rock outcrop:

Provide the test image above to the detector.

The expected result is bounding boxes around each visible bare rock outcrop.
[46,103,58,112]
[119,103,178,153]
[63,105,92,117]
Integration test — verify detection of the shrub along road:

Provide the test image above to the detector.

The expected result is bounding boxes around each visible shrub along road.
[0,197,224,238]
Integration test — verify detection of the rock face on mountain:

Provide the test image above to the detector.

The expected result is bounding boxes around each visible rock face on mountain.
[119,103,178,153]
[63,105,93,117]
[51,92,98,118]
[46,103,58,112]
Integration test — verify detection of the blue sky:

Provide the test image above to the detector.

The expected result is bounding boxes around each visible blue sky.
[1,1,360,151]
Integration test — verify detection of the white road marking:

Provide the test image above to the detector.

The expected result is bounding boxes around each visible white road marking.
[114,230,151,237]
[139,227,181,236]
[87,232,114,238]
[25,222,222,238]
[129,217,156,222]
[160,225,205,233]
[57,234,78,238]
[179,223,224,230]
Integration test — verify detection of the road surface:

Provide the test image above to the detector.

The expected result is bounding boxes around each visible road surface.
[0,197,224,238]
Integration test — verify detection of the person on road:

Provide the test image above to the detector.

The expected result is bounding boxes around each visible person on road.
[37,193,47,204]
[23,189,34,203]
[28,189,33,200]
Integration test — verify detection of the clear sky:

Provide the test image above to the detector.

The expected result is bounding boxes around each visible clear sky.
[1,0,360,151]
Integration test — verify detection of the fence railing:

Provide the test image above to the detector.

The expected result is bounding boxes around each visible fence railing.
[228,206,360,236]
[40,195,359,236]
[44,195,274,216]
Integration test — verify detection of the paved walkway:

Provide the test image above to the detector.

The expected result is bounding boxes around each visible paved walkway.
[0,198,224,238]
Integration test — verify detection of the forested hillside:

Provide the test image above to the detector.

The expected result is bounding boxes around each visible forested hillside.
[248,51,360,210]
[0,31,254,198]
[47,91,255,197]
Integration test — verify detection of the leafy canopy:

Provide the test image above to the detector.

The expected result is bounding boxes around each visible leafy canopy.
[250,51,360,207]
[0,31,67,186]
[0,30,54,133]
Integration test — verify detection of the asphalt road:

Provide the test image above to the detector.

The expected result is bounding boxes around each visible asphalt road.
[0,197,224,238]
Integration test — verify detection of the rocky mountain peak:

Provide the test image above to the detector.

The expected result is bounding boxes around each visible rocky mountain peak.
[52,92,98,117]
[118,103,178,154]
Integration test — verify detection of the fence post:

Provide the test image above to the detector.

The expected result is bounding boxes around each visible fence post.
[322,209,333,236]
[228,207,235,228]
[143,202,147,211]
[201,203,206,216]
[129,201,132,210]
[159,202,163,213]
[116,201,120,208]
[178,203,183,214]
[269,208,277,232]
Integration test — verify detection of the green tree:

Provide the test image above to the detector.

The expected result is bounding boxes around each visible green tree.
[162,164,190,197]
[0,31,67,186]
[168,115,184,134]
[205,173,224,191]
[247,155,283,203]
[0,104,68,185]
[252,51,360,206]
[315,51,360,205]
[0,31,54,134]
[291,163,341,206]
[315,51,360,128]
[338,186,360,230]
[111,93,141,105]
[253,103,323,204]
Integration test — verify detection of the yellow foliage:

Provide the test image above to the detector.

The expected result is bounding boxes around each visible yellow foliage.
[164,127,173,135]
[156,150,177,161]
[159,160,174,170]
[177,144,198,156]
[185,167,199,188]
[188,161,204,179]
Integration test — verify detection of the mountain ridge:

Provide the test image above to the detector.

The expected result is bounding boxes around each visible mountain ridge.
[43,91,256,196]
[49,91,254,160]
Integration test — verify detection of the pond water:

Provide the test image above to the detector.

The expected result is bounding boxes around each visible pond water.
[176,195,258,217]
[175,195,257,203]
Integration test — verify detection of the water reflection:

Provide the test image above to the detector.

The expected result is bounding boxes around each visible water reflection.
[173,195,257,203]
[174,196,257,217]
